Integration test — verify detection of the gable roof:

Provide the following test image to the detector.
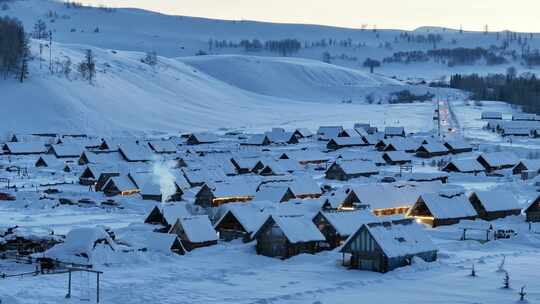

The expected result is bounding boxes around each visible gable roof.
[175,215,218,243]
[470,190,521,212]
[478,152,519,168]
[444,158,485,173]
[343,220,436,258]
[214,205,266,233]
[3,142,46,154]
[336,160,379,175]
[118,143,154,162]
[254,215,325,243]
[414,193,477,219]
[316,210,379,236]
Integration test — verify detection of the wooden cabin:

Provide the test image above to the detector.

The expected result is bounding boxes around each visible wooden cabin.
[312,210,379,249]
[444,140,473,154]
[144,204,191,232]
[326,137,366,150]
[382,151,412,165]
[525,196,540,222]
[512,160,540,176]
[186,133,219,145]
[325,161,379,181]
[214,207,265,241]
[476,152,519,172]
[168,216,218,251]
[252,215,325,259]
[193,184,216,208]
[102,176,139,197]
[407,193,477,227]
[340,220,437,273]
[468,191,521,221]
[415,143,449,158]
[255,186,296,203]
[384,127,406,138]
[442,159,485,174]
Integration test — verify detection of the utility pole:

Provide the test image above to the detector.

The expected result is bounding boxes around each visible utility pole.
[49,30,52,74]
[39,43,43,69]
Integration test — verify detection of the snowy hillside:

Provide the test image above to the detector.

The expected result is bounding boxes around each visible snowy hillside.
[181,55,407,101]
[1,40,444,136]
[4,0,540,81]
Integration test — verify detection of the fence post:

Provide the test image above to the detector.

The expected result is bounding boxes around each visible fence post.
[65,269,71,299]
[96,272,100,303]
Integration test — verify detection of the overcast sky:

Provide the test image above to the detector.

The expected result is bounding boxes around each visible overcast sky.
[82,0,538,32]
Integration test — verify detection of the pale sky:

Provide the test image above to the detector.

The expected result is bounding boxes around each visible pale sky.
[83,0,539,32]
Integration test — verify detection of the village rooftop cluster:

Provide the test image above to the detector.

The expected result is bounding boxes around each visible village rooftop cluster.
[1,115,540,276]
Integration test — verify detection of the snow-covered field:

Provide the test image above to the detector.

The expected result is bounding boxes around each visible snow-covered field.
[2,1,540,303]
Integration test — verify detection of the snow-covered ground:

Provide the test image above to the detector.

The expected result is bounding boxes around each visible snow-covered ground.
[2,1,540,303]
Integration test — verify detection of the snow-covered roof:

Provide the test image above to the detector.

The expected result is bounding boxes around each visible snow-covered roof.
[258,215,326,243]
[176,216,218,243]
[212,181,257,197]
[383,151,412,162]
[49,143,85,158]
[336,160,379,175]
[81,151,123,164]
[350,181,449,210]
[147,140,178,153]
[481,111,502,119]
[3,142,46,154]
[471,190,521,212]
[316,210,379,236]
[328,137,365,147]
[289,176,322,196]
[255,186,293,202]
[478,152,519,167]
[384,137,419,151]
[121,231,184,253]
[317,126,343,138]
[265,130,296,144]
[417,142,448,154]
[245,134,270,145]
[214,205,266,233]
[514,159,540,172]
[45,227,115,263]
[161,203,191,225]
[118,142,154,162]
[384,126,405,136]
[107,176,138,191]
[190,133,219,143]
[360,220,436,258]
[444,158,485,172]
[444,139,472,151]
[416,193,477,219]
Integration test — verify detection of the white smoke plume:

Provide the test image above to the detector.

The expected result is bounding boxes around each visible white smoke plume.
[152,158,177,203]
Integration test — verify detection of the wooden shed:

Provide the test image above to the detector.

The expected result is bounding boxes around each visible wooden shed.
[525,196,540,222]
